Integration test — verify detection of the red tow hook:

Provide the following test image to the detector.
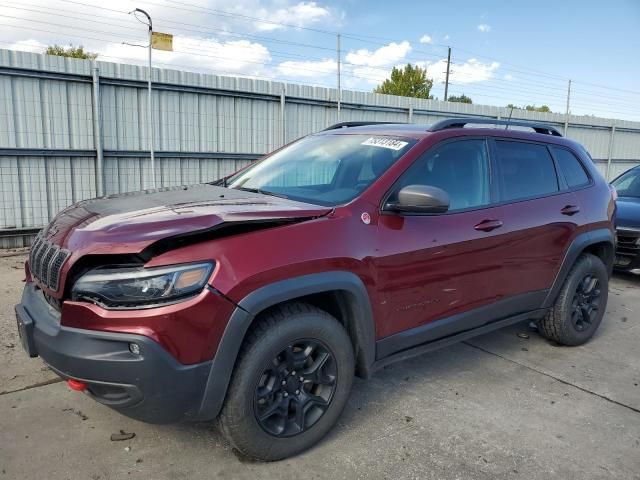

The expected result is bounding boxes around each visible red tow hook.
[67,379,87,392]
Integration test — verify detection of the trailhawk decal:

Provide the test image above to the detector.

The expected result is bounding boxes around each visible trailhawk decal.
[361,137,409,151]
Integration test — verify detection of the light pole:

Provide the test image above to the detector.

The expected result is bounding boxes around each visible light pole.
[132,8,156,189]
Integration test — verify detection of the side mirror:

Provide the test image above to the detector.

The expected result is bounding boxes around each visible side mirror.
[389,185,450,214]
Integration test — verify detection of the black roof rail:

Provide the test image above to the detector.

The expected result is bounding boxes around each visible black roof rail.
[323,121,402,131]
[427,118,562,137]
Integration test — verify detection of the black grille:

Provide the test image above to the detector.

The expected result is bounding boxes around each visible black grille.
[615,228,640,263]
[28,233,71,291]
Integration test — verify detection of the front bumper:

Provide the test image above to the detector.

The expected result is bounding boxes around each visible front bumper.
[15,283,213,423]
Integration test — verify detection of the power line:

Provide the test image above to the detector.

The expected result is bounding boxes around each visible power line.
[50,0,640,98]
[3,3,337,60]
[2,0,638,119]
[23,0,640,102]
[0,10,432,80]
[139,0,336,35]
[2,18,386,84]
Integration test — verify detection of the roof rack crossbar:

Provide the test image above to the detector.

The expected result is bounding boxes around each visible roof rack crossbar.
[323,121,402,131]
[427,118,562,137]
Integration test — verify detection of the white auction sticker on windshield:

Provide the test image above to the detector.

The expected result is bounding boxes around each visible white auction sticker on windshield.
[361,137,408,151]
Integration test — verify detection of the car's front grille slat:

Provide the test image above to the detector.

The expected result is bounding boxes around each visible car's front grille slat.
[28,233,71,291]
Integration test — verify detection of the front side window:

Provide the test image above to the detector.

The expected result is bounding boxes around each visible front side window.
[389,139,491,211]
[612,168,640,198]
[495,141,559,202]
[227,134,415,206]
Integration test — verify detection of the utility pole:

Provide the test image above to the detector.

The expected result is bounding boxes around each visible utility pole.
[444,46,451,101]
[564,79,571,136]
[336,33,341,118]
[133,8,156,189]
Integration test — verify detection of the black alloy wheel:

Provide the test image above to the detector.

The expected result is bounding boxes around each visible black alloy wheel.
[254,339,337,437]
[538,253,608,346]
[570,274,602,333]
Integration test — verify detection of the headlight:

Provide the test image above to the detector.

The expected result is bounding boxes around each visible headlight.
[72,262,214,309]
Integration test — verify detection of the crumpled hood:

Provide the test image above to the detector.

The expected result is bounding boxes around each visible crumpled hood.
[44,184,332,256]
[615,196,640,229]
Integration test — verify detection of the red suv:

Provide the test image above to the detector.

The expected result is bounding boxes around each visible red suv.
[15,119,615,460]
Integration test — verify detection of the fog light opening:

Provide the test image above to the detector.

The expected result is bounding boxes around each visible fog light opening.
[129,343,141,355]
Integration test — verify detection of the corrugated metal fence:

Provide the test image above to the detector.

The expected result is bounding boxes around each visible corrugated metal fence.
[1,48,640,247]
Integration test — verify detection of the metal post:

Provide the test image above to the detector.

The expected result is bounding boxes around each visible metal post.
[336,33,341,118]
[147,21,156,188]
[444,47,451,101]
[606,123,617,181]
[133,8,156,189]
[280,87,286,147]
[408,105,413,123]
[564,79,571,136]
[91,64,104,197]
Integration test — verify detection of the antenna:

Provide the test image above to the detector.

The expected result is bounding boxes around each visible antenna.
[505,106,515,130]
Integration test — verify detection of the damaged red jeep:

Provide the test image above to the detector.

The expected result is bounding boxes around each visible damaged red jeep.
[15,119,615,460]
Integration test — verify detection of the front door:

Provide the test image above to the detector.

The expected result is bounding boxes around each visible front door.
[375,138,507,343]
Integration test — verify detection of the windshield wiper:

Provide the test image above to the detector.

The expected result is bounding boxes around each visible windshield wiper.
[234,186,289,199]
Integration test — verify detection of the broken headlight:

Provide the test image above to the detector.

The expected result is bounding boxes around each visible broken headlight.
[72,262,214,309]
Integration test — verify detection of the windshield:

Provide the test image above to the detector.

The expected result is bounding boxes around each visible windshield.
[612,168,640,198]
[226,134,416,206]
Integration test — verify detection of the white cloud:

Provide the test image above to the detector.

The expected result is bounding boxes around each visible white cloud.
[277,58,336,77]
[426,58,500,84]
[1,0,340,78]
[419,35,432,44]
[477,24,491,33]
[101,37,272,76]
[350,66,389,85]
[252,2,331,31]
[6,39,47,54]
[444,34,450,40]
[504,74,515,81]
[345,41,411,67]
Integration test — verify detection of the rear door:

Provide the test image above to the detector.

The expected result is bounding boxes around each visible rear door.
[489,138,580,300]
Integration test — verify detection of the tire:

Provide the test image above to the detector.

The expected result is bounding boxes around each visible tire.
[218,302,355,461]
[539,253,608,346]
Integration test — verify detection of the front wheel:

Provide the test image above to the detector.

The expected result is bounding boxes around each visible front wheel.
[539,253,608,346]
[218,303,355,461]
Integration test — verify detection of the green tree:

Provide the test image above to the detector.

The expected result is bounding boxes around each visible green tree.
[447,94,473,104]
[374,64,433,99]
[45,45,98,60]
[525,104,551,113]
[506,103,552,113]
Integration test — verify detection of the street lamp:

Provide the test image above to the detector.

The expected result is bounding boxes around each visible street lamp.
[131,8,156,189]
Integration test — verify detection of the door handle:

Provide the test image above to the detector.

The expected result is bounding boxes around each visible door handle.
[474,219,503,232]
[561,205,580,216]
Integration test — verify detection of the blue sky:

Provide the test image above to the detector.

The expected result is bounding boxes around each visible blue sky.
[2,0,639,120]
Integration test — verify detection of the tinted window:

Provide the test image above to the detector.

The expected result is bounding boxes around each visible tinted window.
[612,168,640,198]
[392,139,490,210]
[495,141,558,201]
[552,147,590,188]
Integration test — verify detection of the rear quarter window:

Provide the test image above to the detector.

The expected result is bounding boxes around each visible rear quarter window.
[494,140,559,202]
[552,147,590,188]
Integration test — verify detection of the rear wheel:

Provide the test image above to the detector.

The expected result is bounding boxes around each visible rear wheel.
[539,253,608,346]
[219,302,354,461]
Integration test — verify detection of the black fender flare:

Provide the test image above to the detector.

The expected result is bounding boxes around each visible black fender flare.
[196,271,376,420]
[542,228,615,309]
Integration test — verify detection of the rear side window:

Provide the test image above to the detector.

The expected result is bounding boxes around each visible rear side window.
[495,141,559,202]
[551,147,590,188]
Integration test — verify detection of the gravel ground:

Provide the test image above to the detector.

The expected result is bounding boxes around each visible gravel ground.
[1,253,639,479]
